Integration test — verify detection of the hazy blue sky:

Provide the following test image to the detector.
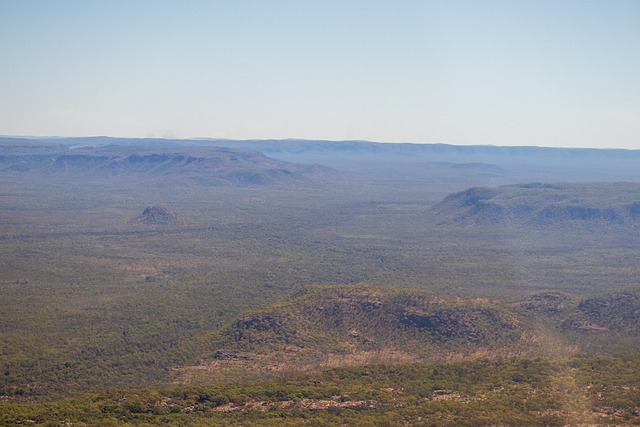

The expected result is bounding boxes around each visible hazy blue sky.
[1,1,639,148]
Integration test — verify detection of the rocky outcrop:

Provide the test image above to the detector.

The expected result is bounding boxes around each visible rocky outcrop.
[136,205,181,225]
[520,292,572,315]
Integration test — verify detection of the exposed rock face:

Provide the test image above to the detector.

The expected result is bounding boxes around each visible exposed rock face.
[561,319,609,332]
[521,292,572,315]
[137,205,181,225]
[578,292,640,333]
[400,307,519,342]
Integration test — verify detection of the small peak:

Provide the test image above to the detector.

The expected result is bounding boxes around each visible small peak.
[136,204,181,225]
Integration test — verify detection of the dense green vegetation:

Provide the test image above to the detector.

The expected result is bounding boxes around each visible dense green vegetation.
[3,356,640,426]
[2,139,640,424]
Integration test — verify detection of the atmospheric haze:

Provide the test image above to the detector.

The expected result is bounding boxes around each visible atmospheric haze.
[1,0,639,149]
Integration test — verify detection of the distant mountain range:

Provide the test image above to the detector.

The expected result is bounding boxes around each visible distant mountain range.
[3,136,639,158]
[4,135,639,184]
[0,143,333,186]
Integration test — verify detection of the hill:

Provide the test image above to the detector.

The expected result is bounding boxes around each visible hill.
[172,284,640,386]
[0,145,333,186]
[135,205,183,225]
[431,182,640,227]
[172,286,551,385]
[570,288,640,334]
[5,283,640,424]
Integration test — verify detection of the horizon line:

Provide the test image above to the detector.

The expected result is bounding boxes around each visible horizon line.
[0,134,637,152]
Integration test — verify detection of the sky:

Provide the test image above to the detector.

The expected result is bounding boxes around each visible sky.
[1,1,639,149]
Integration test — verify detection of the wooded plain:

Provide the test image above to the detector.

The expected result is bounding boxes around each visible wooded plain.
[1,137,640,425]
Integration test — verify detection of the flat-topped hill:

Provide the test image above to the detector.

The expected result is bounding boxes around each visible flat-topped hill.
[0,145,333,186]
[431,182,640,227]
